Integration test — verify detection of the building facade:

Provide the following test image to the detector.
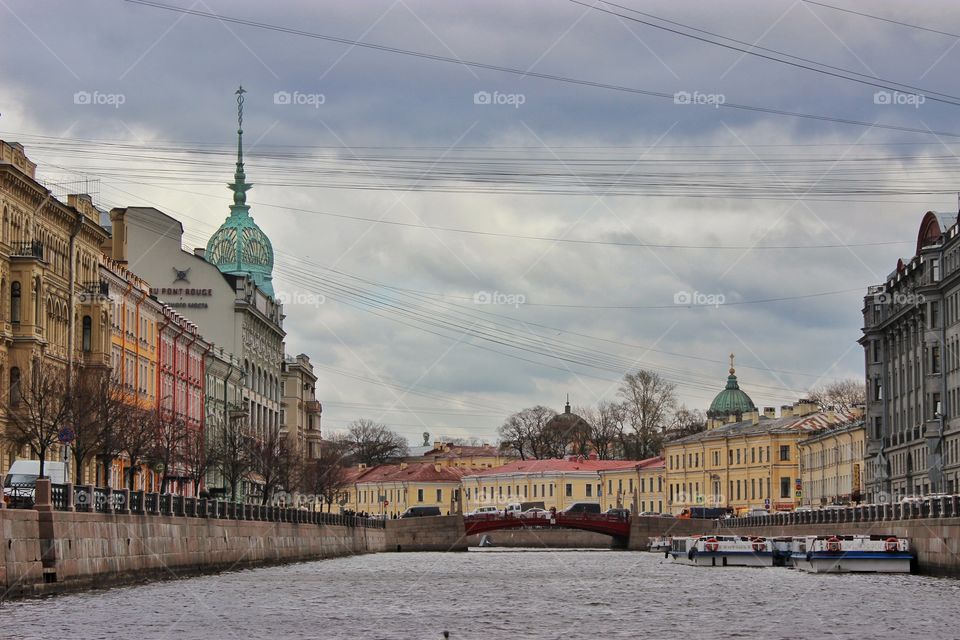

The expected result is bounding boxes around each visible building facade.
[417,441,516,470]
[663,362,861,514]
[861,211,960,501]
[597,457,664,512]
[281,353,322,458]
[460,456,643,512]
[343,462,466,517]
[0,140,109,478]
[799,421,866,507]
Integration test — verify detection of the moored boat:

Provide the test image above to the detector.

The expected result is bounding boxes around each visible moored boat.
[790,535,913,573]
[649,536,671,553]
[668,535,774,567]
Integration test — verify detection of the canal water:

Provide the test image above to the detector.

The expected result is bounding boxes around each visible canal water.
[1,549,958,639]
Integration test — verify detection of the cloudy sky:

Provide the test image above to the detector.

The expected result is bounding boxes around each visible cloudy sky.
[3,0,960,444]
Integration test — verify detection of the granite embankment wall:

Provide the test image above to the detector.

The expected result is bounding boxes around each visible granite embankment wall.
[719,518,960,576]
[466,528,615,548]
[0,485,466,598]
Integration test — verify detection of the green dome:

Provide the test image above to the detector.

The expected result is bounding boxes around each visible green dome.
[206,87,274,297]
[707,355,756,420]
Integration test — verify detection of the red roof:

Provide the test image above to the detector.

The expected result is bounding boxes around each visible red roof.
[350,462,468,484]
[463,457,650,478]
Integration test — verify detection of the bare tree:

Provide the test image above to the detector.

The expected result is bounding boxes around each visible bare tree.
[210,409,254,502]
[93,376,140,488]
[666,405,707,441]
[1,361,71,478]
[63,369,106,484]
[498,406,557,460]
[617,370,677,459]
[182,423,217,496]
[152,409,188,495]
[117,408,156,491]
[338,419,409,465]
[807,379,866,413]
[584,401,622,460]
[303,443,347,512]
[250,425,301,505]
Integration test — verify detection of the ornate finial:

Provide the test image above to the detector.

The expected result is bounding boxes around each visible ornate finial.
[729,352,735,375]
[229,86,252,210]
[564,394,571,414]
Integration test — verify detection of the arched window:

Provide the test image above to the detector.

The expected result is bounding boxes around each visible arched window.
[10,367,21,406]
[82,315,92,352]
[11,281,21,324]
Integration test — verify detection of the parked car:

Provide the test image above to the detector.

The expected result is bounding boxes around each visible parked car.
[638,511,661,516]
[466,506,500,517]
[559,502,601,515]
[745,508,770,517]
[521,507,550,518]
[794,506,813,513]
[400,506,441,518]
[676,506,734,519]
[3,460,67,508]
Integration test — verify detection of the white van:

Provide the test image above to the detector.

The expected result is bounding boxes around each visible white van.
[2,460,67,507]
[505,502,522,516]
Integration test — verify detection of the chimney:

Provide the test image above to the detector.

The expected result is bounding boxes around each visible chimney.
[67,193,99,222]
[109,208,128,263]
[763,407,776,419]
[781,405,793,418]
[746,410,760,425]
[794,399,817,417]
[357,463,367,471]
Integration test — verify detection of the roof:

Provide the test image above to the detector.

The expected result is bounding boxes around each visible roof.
[463,458,644,478]
[667,409,861,446]
[350,462,468,485]
[421,443,509,459]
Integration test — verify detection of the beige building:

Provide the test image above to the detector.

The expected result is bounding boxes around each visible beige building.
[799,421,866,506]
[417,441,516,470]
[342,462,467,517]
[281,353,322,459]
[0,140,109,478]
[663,359,862,514]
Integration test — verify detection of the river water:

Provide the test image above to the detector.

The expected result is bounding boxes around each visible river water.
[1,549,958,640]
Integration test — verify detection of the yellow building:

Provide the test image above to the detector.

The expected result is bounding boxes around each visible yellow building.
[663,358,862,514]
[343,462,467,517]
[0,140,109,479]
[598,457,666,513]
[460,456,642,512]
[417,441,517,470]
[799,421,866,507]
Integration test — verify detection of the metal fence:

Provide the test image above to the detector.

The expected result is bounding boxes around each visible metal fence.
[717,496,960,530]
[40,483,385,529]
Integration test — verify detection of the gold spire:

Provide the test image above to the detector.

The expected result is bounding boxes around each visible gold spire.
[729,352,735,375]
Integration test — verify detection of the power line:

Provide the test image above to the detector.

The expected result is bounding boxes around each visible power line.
[123,0,960,139]
[802,1,960,39]
[580,0,960,105]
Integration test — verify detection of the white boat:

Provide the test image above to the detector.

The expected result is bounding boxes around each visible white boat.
[790,535,913,573]
[668,535,774,567]
[648,536,671,553]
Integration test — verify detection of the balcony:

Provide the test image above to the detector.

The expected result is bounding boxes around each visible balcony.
[10,241,43,261]
[305,400,322,414]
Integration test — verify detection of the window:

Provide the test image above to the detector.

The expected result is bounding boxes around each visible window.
[780,477,791,499]
[873,377,882,401]
[10,282,20,324]
[736,449,741,465]
[9,367,20,406]
[932,346,942,374]
[417,489,424,503]
[751,448,756,464]
[628,479,633,493]
[608,480,613,494]
[586,484,592,497]
[80,315,92,352]
[550,484,554,497]
[779,445,791,462]
[436,489,442,503]
[533,485,537,498]
[872,340,881,363]
[565,483,572,497]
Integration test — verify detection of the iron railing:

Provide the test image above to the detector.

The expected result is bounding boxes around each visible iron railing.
[33,483,385,529]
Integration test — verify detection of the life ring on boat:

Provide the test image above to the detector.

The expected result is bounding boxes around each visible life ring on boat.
[825,536,841,553]
[884,537,899,552]
[704,537,719,553]
[751,537,766,552]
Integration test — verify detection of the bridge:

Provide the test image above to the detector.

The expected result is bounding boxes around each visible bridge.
[464,512,632,541]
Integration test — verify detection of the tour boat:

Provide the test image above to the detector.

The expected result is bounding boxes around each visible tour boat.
[790,535,913,573]
[648,536,671,553]
[668,535,774,567]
